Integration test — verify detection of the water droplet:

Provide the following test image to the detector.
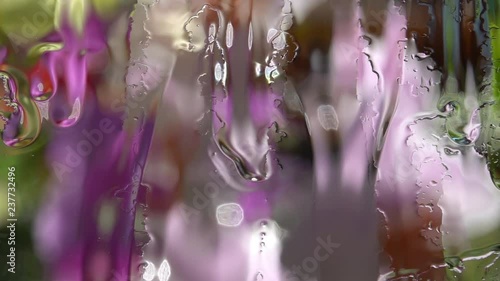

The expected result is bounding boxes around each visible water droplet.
[444,147,460,156]
[214,63,223,83]
[282,0,292,14]
[260,220,268,228]
[216,203,244,227]
[267,29,278,43]
[0,68,41,147]
[271,33,286,50]
[142,261,156,281]
[317,104,339,131]
[216,136,271,182]
[157,259,171,281]
[208,23,216,44]
[226,22,234,48]
[53,97,82,127]
[280,14,293,31]
[273,99,282,108]
[248,23,253,50]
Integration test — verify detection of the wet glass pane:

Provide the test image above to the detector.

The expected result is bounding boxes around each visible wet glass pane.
[1,0,500,280]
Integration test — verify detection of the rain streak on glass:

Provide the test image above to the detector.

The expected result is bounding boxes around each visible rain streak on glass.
[248,23,253,50]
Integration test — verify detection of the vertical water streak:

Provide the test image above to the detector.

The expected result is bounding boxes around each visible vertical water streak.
[112,1,176,279]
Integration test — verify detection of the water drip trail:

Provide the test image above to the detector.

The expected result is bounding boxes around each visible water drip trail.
[112,1,176,279]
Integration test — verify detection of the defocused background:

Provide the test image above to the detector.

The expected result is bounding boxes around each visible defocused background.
[1,0,500,280]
